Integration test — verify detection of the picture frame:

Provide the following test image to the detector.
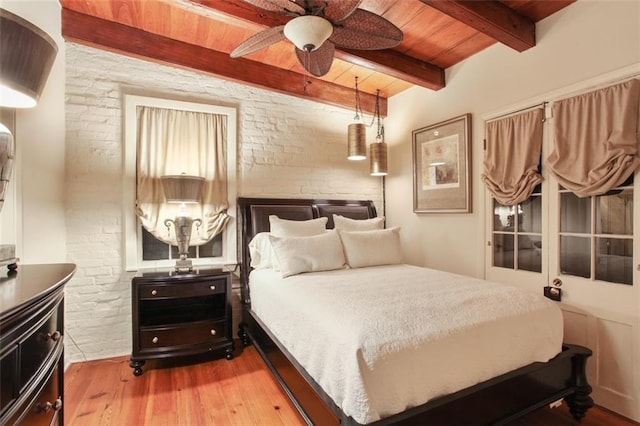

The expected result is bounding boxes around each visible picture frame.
[412,113,472,213]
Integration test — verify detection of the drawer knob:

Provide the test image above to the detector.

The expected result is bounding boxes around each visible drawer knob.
[47,330,62,341]
[151,289,158,296]
[210,285,216,291]
[210,329,216,336]
[152,337,159,344]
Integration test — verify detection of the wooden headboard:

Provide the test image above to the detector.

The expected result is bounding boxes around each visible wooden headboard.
[237,197,377,304]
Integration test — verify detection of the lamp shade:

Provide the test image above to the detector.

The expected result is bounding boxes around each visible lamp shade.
[348,122,366,160]
[370,142,388,176]
[284,15,333,52]
[161,175,204,203]
[0,9,58,108]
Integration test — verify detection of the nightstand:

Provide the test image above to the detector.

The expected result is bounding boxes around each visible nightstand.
[129,268,234,376]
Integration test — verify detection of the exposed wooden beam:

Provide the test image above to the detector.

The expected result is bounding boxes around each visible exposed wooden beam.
[421,0,535,52]
[191,0,445,90]
[336,49,444,91]
[61,8,385,115]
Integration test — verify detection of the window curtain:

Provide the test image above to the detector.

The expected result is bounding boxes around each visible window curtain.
[547,79,640,197]
[481,108,544,205]
[136,106,229,246]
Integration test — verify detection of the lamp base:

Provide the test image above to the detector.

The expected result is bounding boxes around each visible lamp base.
[173,258,194,273]
[0,244,18,274]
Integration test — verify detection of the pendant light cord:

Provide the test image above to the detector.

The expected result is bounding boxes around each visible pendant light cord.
[374,89,384,141]
[353,76,364,121]
[354,78,382,131]
[303,50,311,93]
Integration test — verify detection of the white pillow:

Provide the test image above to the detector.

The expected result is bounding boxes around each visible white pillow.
[269,215,328,237]
[339,227,403,268]
[269,230,346,278]
[248,232,279,270]
[333,214,385,231]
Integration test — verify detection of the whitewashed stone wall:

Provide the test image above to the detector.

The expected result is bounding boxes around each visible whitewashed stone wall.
[64,43,382,363]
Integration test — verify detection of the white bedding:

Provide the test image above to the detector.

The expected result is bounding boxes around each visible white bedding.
[249,264,563,425]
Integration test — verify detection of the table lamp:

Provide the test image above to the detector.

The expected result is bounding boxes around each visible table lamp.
[161,174,204,272]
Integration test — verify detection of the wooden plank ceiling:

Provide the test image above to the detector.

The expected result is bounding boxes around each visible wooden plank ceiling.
[59,0,575,114]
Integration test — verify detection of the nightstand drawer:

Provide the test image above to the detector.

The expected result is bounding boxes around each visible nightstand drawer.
[139,279,226,299]
[139,320,227,350]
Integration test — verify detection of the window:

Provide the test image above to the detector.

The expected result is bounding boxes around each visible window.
[492,184,543,273]
[559,176,633,285]
[123,95,237,271]
[141,227,222,261]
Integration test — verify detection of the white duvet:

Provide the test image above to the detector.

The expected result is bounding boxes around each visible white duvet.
[249,264,563,424]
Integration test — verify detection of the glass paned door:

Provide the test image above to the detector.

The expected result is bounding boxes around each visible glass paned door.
[491,184,543,273]
[558,178,633,286]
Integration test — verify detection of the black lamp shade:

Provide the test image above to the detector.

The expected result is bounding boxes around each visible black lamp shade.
[0,9,58,108]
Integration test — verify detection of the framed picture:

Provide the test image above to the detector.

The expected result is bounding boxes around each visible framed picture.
[412,113,472,213]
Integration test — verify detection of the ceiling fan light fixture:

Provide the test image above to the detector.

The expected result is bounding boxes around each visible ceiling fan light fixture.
[284,15,333,52]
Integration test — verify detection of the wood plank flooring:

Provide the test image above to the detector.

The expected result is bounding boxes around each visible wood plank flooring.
[65,344,638,426]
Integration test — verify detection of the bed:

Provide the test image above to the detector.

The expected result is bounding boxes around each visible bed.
[237,197,594,425]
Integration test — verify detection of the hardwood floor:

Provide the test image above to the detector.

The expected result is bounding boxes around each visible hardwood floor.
[65,344,638,426]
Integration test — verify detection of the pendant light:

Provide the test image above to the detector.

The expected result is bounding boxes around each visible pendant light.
[347,76,366,161]
[370,90,388,176]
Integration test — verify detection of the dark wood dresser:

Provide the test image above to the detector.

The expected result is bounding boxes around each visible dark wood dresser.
[130,268,234,376]
[0,263,76,426]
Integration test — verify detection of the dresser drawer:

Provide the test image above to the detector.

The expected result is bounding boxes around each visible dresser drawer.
[138,278,226,299]
[19,309,61,390]
[0,347,18,415]
[8,363,61,426]
[139,319,227,350]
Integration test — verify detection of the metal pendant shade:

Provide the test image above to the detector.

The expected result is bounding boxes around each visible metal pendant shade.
[348,122,366,161]
[370,141,388,176]
[348,76,366,161]
[0,9,57,108]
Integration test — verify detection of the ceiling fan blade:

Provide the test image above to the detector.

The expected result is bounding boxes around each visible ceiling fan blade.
[295,42,335,77]
[243,0,304,14]
[323,0,361,22]
[330,9,403,50]
[230,25,286,58]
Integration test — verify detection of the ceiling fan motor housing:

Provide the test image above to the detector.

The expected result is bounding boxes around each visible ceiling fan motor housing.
[284,15,333,52]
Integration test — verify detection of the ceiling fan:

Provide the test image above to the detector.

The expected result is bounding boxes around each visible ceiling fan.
[230,0,403,77]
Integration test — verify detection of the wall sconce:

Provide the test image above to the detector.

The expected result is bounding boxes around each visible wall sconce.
[161,174,204,272]
[370,90,388,176]
[347,76,366,161]
[0,9,58,108]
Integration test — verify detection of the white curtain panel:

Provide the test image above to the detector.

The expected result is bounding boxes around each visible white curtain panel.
[136,106,229,245]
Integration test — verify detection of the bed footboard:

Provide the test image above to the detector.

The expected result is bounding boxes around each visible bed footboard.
[240,306,594,426]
